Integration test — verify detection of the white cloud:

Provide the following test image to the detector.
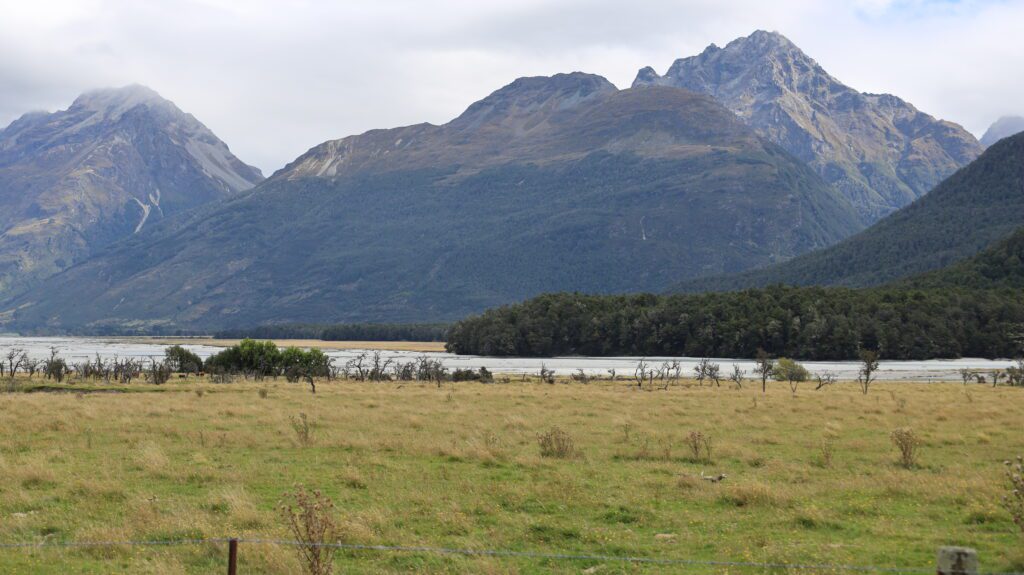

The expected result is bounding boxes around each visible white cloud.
[0,0,1020,173]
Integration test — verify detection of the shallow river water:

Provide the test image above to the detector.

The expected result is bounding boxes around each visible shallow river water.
[0,336,1016,382]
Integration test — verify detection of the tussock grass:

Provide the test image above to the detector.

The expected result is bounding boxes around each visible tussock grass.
[0,377,1019,573]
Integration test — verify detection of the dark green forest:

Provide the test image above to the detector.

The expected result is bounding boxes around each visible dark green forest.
[448,215,1024,361]
[904,228,1024,290]
[445,287,1024,360]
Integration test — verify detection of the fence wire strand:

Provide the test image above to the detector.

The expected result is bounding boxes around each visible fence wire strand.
[0,536,1020,575]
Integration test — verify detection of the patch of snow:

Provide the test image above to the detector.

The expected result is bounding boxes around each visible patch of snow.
[131,198,151,233]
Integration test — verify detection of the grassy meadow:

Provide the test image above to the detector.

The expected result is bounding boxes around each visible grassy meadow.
[0,376,1021,573]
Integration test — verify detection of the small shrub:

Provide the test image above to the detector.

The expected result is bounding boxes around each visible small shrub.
[165,345,203,374]
[537,427,577,458]
[720,484,779,508]
[291,413,314,447]
[1004,455,1024,533]
[538,364,555,384]
[631,434,652,460]
[890,427,921,469]
[676,474,700,490]
[194,388,205,398]
[43,348,68,383]
[819,437,835,468]
[147,360,172,385]
[684,430,712,462]
[619,422,633,443]
[569,369,591,384]
[451,368,480,382]
[258,387,270,399]
[279,486,338,575]
[773,358,809,394]
[658,437,674,461]
[1007,360,1024,387]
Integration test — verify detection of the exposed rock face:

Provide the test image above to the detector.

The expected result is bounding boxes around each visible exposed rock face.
[633,30,982,223]
[5,74,862,332]
[980,115,1024,147]
[0,85,263,297]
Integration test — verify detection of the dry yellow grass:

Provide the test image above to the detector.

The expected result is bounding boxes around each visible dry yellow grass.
[0,377,1020,573]
[129,337,446,352]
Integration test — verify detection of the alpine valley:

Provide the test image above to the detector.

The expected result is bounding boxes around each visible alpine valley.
[0,32,995,333]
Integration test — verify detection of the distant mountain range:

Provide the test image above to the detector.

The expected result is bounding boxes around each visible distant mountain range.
[980,115,1024,148]
[634,30,982,223]
[0,85,262,298]
[0,32,999,333]
[3,76,862,332]
[678,132,1024,292]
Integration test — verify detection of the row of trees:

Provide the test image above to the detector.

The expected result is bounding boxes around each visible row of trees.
[0,341,496,393]
[203,340,332,392]
[618,349,881,393]
[445,287,1024,360]
[203,340,492,390]
[0,347,172,385]
[959,360,1024,387]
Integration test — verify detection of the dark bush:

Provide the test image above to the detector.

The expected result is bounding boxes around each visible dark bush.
[165,345,203,374]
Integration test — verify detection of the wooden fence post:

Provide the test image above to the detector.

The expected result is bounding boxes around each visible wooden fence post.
[227,538,238,575]
[937,547,977,575]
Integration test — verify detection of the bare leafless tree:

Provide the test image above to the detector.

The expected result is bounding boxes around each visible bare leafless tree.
[706,362,721,387]
[693,358,712,386]
[959,368,977,386]
[814,371,837,390]
[634,359,653,390]
[990,370,1005,388]
[754,348,774,393]
[729,364,745,389]
[5,348,25,378]
[345,353,368,381]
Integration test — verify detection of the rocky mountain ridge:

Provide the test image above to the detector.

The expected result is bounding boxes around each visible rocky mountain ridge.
[633,30,982,223]
[0,85,263,297]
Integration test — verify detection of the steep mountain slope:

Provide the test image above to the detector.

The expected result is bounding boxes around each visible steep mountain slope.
[677,132,1024,292]
[981,115,1024,148]
[0,85,263,297]
[634,30,982,223]
[5,74,861,332]
[905,226,1024,289]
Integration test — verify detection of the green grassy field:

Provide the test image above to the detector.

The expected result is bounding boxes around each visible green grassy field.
[0,376,1021,573]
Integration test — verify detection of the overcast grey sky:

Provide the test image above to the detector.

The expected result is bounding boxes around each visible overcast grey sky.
[1,0,1021,174]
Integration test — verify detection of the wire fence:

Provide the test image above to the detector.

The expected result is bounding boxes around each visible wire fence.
[0,537,1021,575]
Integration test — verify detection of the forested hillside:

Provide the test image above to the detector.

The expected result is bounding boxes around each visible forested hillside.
[445,288,1024,360]
[678,132,1024,293]
[905,227,1024,289]
[448,223,1024,360]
